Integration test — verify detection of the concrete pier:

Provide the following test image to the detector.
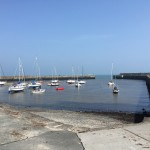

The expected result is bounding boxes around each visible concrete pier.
[146,75,150,95]
[0,75,95,82]
[115,73,149,80]
[115,73,150,95]
[114,73,150,122]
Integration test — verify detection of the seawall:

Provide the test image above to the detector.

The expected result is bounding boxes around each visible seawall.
[146,75,150,95]
[115,73,150,122]
[115,73,148,80]
[115,73,150,94]
[0,75,95,82]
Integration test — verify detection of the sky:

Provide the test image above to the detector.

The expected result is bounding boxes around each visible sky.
[0,0,150,76]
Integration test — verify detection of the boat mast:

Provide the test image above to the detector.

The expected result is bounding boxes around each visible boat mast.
[18,58,22,82]
[54,66,58,81]
[72,66,75,80]
[111,63,113,81]
[34,57,41,81]
[82,65,84,78]
[0,64,5,79]
[19,58,26,82]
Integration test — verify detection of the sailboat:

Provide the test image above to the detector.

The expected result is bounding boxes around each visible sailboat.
[0,64,7,86]
[75,81,81,88]
[51,67,59,83]
[28,57,42,88]
[0,81,6,86]
[67,67,76,84]
[78,66,86,84]
[47,67,60,86]
[49,82,59,86]
[8,58,26,93]
[75,67,81,88]
[28,80,42,88]
[112,75,119,94]
[113,85,119,94]
[108,63,115,86]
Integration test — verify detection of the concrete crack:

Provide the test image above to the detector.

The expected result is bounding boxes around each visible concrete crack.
[124,129,150,142]
[75,133,85,150]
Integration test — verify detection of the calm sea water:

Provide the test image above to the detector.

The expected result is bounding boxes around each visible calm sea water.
[0,75,149,113]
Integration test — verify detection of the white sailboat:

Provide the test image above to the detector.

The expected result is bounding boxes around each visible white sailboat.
[67,67,76,84]
[0,81,6,86]
[78,66,86,84]
[28,57,42,88]
[108,63,115,86]
[0,64,7,86]
[51,67,60,83]
[47,67,60,86]
[78,80,86,84]
[8,58,26,93]
[75,81,81,87]
[67,79,76,84]
[75,67,81,88]
[47,81,59,86]
[112,74,119,94]
[28,81,42,88]
[29,58,45,93]
[8,83,25,93]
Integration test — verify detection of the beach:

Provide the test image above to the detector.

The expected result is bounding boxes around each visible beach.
[0,103,150,149]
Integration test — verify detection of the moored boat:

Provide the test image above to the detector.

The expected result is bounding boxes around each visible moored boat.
[0,64,7,86]
[56,87,64,90]
[8,83,25,93]
[0,81,6,86]
[78,80,86,84]
[67,67,76,84]
[47,82,59,86]
[66,80,76,84]
[108,80,115,86]
[31,87,45,94]
[8,58,26,93]
[113,86,119,94]
[28,81,42,88]
[51,80,59,83]
[75,82,81,88]
[108,63,115,86]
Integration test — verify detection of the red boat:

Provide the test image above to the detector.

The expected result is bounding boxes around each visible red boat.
[56,87,64,91]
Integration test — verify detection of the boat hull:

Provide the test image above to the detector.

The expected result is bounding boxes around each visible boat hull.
[56,87,64,90]
[31,89,45,94]
[67,80,76,84]
[8,85,25,93]
[0,81,6,86]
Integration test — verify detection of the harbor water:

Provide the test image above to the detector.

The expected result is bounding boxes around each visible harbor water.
[0,75,149,113]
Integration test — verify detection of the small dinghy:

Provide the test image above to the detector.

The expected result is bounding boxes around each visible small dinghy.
[32,87,45,94]
[56,87,64,91]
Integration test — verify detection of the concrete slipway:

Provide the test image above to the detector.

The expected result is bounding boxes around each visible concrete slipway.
[0,104,150,150]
